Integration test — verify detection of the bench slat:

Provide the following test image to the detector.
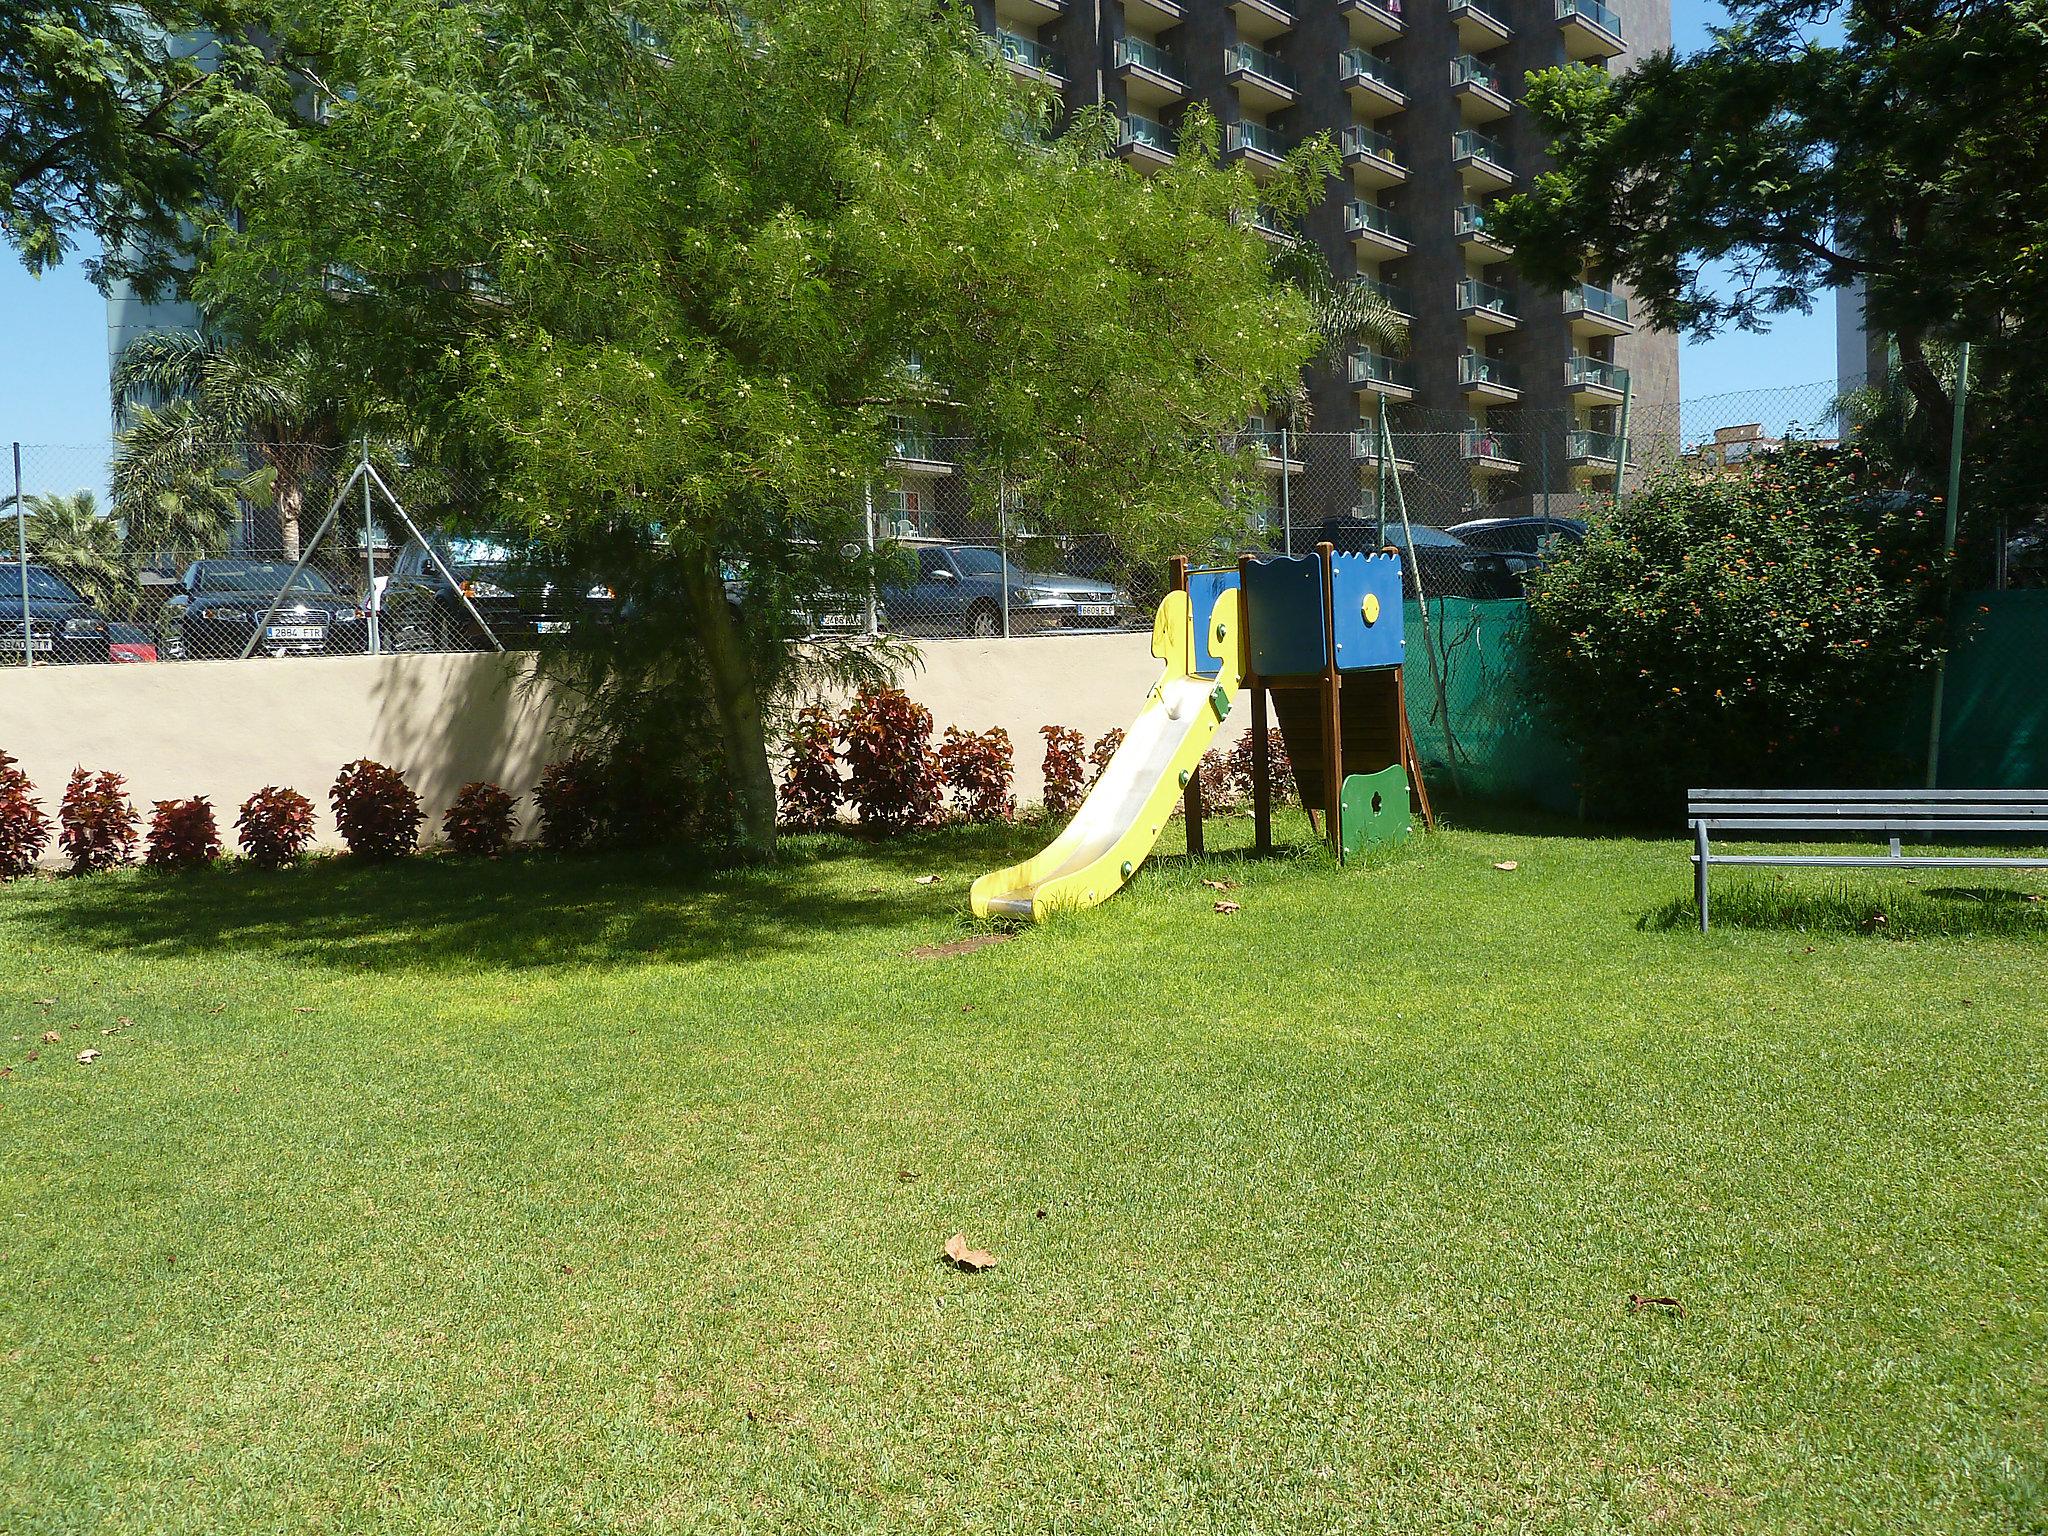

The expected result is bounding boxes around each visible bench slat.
[1688,787,2048,802]
[1691,806,2048,820]
[1688,817,2048,833]
[1693,854,2048,869]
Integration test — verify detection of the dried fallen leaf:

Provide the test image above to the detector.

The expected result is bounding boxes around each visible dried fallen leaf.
[914,874,942,886]
[1493,861,1519,872]
[40,1031,59,1045]
[897,1169,920,1183]
[1627,1294,1686,1317]
[34,999,55,1009]
[1213,900,1241,915]
[76,1049,101,1065]
[1200,878,1239,892]
[294,1006,318,1014]
[908,935,1010,960]
[942,1233,997,1272]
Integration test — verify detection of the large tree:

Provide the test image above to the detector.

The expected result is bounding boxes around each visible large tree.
[1494,0,2048,435]
[195,0,1318,854]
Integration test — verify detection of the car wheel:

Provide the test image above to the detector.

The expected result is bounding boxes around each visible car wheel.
[968,602,1001,639]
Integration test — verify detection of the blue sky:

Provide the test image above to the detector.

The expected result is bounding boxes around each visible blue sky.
[0,0,1837,474]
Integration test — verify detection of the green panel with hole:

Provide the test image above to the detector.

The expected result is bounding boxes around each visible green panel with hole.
[1339,765,1411,861]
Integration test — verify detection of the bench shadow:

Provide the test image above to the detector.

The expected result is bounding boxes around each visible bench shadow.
[1639,875,2048,939]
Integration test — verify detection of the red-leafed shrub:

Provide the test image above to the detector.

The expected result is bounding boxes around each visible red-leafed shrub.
[779,705,843,832]
[144,797,221,870]
[938,726,1015,824]
[236,786,316,868]
[1195,747,1234,810]
[841,686,941,833]
[534,753,604,852]
[0,751,50,880]
[58,768,138,874]
[1039,725,1085,817]
[442,780,517,857]
[1087,727,1125,787]
[329,759,423,860]
[1215,728,1297,807]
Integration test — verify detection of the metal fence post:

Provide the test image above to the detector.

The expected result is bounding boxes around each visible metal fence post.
[1925,341,1972,788]
[1614,374,1633,492]
[862,478,878,635]
[1279,421,1292,555]
[362,439,381,655]
[10,443,30,669]
[998,467,1012,639]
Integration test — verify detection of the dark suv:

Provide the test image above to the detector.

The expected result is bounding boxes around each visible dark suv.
[377,536,617,650]
[880,543,1132,637]
[0,563,113,664]
[163,559,369,660]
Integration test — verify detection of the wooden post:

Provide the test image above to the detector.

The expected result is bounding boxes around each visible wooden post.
[1238,553,1271,855]
[1317,541,1343,860]
[1395,671,1435,830]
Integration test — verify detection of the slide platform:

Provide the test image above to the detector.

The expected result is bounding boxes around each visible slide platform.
[971,586,1244,922]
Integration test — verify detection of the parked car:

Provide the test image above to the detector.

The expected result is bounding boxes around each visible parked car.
[377,536,618,650]
[881,542,1132,638]
[162,559,369,660]
[108,622,159,664]
[1447,515,1587,557]
[1316,517,1533,600]
[0,562,113,664]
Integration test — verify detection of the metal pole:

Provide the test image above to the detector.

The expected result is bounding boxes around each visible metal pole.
[862,478,878,635]
[1279,421,1291,555]
[1614,372,1633,492]
[1382,407,1459,795]
[1375,396,1390,545]
[239,463,361,658]
[1539,414,1550,523]
[998,468,1011,639]
[1925,342,1972,788]
[360,462,505,653]
[11,444,30,669]
[362,439,380,655]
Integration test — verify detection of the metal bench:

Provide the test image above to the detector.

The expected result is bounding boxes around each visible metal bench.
[1687,789,2048,931]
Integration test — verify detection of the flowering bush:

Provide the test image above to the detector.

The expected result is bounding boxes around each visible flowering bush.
[59,769,139,874]
[1039,725,1085,818]
[144,797,221,871]
[236,786,316,867]
[534,753,605,851]
[778,705,844,832]
[841,687,941,832]
[1086,727,1125,788]
[442,780,517,857]
[1215,727,1296,808]
[329,759,424,860]
[938,726,1015,823]
[0,752,50,880]
[1525,446,1948,818]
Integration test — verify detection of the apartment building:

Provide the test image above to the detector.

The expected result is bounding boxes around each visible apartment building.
[972,0,1679,526]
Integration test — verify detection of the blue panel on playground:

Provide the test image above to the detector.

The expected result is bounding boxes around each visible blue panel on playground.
[1187,568,1239,678]
[1243,555,1327,678]
[1329,551,1404,672]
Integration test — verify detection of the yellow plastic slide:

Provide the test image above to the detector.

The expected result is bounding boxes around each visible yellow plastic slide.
[971,586,1245,922]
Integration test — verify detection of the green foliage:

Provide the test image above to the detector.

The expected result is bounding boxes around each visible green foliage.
[20,491,124,615]
[1524,446,1949,818]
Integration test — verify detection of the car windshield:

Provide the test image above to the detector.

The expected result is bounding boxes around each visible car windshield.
[947,547,1008,579]
[194,561,340,596]
[446,538,518,566]
[2,564,86,603]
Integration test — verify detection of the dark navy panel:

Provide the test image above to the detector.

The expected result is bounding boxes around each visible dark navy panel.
[1242,555,1328,678]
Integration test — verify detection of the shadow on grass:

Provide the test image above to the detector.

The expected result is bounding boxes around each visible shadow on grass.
[1640,874,2048,939]
[8,821,1052,976]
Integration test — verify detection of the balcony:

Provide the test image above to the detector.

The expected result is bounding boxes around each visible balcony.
[996,30,1065,85]
[1229,0,1295,43]
[1454,201,1513,258]
[1113,35,1184,103]
[1450,54,1510,122]
[1117,112,1177,170]
[1452,128,1514,192]
[1225,119,1288,177]
[1457,277,1519,334]
[1345,198,1410,257]
[1566,353,1629,399]
[1349,429,1416,472]
[1449,0,1511,51]
[992,0,1065,25]
[1243,427,1305,472]
[1556,0,1626,58]
[1224,42,1298,110]
[1361,273,1412,318]
[1460,352,1522,402]
[1124,0,1185,27]
[1565,281,1633,335]
[888,426,955,473]
[1242,204,1288,242]
[1348,350,1417,401]
[1340,49,1406,116]
[1568,428,1625,466]
[1460,427,1521,474]
[1337,0,1404,46]
[1341,123,1406,189]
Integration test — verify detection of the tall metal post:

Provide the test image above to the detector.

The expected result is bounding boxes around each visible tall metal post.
[1279,421,1292,555]
[10,444,30,669]
[1614,373,1634,491]
[1925,342,1972,788]
[1381,405,1459,795]
[1539,419,1550,524]
[361,439,381,655]
[862,477,878,635]
[997,467,1011,639]
[1375,395,1391,544]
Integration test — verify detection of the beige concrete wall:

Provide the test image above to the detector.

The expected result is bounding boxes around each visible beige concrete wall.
[0,632,1206,856]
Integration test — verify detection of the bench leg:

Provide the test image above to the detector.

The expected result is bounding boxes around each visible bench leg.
[1695,826,1711,933]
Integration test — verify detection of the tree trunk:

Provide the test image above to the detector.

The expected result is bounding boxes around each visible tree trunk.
[265,442,307,561]
[1893,330,1954,451]
[678,545,779,859]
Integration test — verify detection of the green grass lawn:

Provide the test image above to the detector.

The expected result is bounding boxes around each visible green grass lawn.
[2,811,2044,1533]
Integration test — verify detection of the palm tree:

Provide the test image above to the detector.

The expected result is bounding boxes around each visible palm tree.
[111,330,342,560]
[21,491,128,615]
[1262,228,1408,433]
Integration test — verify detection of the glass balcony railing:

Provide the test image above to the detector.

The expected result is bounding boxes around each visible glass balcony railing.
[1119,112,1176,155]
[1114,35,1181,82]
[1457,278,1517,317]
[1568,282,1631,322]
[1348,351,1416,390]
[1345,200,1407,242]
[1566,353,1629,391]
[1361,274,1411,314]
[1450,54,1505,93]
[1452,129,1511,171]
[996,30,1065,77]
[1569,429,1625,461]
[1226,42,1297,90]
[1460,353,1522,390]
[1244,427,1296,460]
[1461,427,1520,463]
[1228,119,1289,159]
[1249,204,1285,237]
[889,427,949,463]
[1350,429,1405,462]
[1453,202,1505,241]
[1450,0,1511,29]
[1339,49,1398,91]
[1556,0,1624,38]
[1341,123,1399,165]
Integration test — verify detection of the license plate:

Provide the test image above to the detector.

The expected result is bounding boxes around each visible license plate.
[1,634,53,652]
[266,625,324,641]
[535,620,571,634]
[1076,603,1115,618]
[820,612,861,628]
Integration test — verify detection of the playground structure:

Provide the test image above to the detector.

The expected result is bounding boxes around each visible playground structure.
[972,542,1433,920]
